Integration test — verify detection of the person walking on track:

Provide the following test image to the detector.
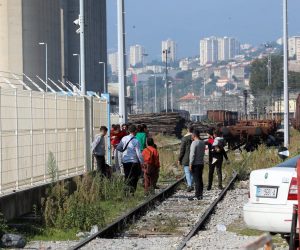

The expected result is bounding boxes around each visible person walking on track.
[188,129,205,200]
[117,125,144,195]
[91,126,109,177]
[142,138,160,195]
[178,125,194,192]
[207,131,229,190]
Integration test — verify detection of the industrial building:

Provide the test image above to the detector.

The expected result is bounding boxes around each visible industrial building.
[0,0,107,93]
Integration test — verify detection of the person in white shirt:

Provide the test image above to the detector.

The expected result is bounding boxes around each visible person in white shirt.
[117,125,144,194]
[91,126,108,177]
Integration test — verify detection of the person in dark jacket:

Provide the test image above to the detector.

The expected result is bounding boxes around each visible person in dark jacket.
[188,130,205,200]
[207,131,229,190]
[178,125,194,192]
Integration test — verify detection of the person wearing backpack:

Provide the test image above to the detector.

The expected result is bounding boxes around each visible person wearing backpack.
[142,138,160,195]
[207,131,229,190]
[116,125,144,194]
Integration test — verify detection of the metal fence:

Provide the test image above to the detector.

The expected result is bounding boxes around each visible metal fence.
[0,87,110,195]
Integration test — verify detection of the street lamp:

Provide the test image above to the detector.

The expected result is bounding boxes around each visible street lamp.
[163,48,170,113]
[283,0,289,147]
[169,80,174,112]
[38,42,48,91]
[151,74,157,113]
[73,54,81,89]
[99,62,106,93]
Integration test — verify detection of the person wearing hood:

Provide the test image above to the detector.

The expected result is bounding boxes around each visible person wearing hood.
[178,125,194,192]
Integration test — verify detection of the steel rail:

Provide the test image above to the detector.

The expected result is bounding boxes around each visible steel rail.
[176,171,238,250]
[70,176,185,250]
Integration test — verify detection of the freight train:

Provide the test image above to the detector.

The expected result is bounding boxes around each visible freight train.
[293,94,300,130]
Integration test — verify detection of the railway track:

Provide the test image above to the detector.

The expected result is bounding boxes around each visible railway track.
[69,171,238,250]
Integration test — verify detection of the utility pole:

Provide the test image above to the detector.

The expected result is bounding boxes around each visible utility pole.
[79,0,85,95]
[243,90,248,120]
[283,0,289,147]
[163,49,170,113]
[117,0,127,123]
[170,81,174,112]
[152,74,157,113]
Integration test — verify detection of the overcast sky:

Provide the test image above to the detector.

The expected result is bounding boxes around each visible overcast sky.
[107,0,300,59]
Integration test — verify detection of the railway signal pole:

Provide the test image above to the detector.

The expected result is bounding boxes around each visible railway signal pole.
[283,0,289,147]
[163,49,170,113]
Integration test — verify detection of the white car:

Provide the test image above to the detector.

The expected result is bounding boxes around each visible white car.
[244,155,300,235]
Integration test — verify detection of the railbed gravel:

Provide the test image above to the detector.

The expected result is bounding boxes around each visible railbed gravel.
[182,187,289,250]
[26,184,289,250]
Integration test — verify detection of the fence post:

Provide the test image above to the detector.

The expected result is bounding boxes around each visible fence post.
[101,93,111,165]
[83,96,92,172]
[66,95,69,177]
[55,93,58,180]
[0,87,2,194]
[43,93,46,183]
[15,88,19,190]
[75,96,78,174]
[30,91,33,186]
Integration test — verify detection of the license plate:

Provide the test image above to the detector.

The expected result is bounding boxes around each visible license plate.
[256,186,278,198]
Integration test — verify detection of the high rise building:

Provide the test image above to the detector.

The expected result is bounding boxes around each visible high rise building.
[217,37,239,61]
[129,45,145,67]
[108,52,119,74]
[200,37,218,65]
[289,36,300,60]
[218,37,230,61]
[297,39,300,61]
[162,39,176,63]
[201,36,240,65]
[0,0,107,93]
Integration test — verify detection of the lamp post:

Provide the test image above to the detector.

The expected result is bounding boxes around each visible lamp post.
[169,81,173,112]
[38,42,48,92]
[283,0,289,147]
[151,74,157,113]
[99,62,106,93]
[73,54,81,89]
[163,48,170,113]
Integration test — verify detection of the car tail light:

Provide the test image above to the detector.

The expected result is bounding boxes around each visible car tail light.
[288,177,298,200]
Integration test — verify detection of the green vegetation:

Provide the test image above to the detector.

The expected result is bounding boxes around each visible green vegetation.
[251,54,300,94]
[10,174,145,241]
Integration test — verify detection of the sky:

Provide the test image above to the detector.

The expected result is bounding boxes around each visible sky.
[107,0,300,60]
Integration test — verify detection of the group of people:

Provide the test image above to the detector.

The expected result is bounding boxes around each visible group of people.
[91,122,228,200]
[91,124,160,196]
[178,125,229,200]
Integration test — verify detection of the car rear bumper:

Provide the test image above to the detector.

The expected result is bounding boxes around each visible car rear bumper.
[243,202,295,233]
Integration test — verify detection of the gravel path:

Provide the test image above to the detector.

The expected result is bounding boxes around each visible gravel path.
[183,187,289,250]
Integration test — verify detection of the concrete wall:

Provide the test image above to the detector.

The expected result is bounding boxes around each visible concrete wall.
[64,0,107,93]
[22,0,62,88]
[0,0,23,76]
[0,0,107,93]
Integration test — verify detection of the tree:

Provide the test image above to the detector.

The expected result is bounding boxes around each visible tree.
[251,54,300,95]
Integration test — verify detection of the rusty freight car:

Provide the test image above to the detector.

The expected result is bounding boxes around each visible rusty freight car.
[207,110,238,126]
[294,94,300,130]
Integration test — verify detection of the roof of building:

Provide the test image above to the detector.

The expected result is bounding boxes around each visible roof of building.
[179,92,200,101]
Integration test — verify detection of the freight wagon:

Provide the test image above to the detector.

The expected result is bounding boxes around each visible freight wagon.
[293,94,300,130]
[207,110,238,126]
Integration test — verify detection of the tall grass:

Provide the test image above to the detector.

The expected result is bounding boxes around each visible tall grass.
[42,174,133,231]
